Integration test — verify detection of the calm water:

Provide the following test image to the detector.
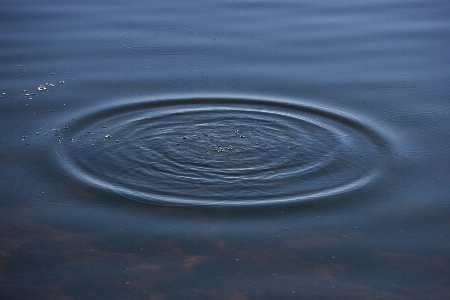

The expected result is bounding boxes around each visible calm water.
[1,0,450,299]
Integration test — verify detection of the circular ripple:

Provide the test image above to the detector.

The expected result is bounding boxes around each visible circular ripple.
[365,88,450,115]
[146,57,237,83]
[55,97,389,206]
[396,202,450,242]
[97,21,218,55]
[112,57,238,92]
[371,122,450,154]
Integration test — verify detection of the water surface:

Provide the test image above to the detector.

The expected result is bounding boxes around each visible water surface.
[1,0,449,299]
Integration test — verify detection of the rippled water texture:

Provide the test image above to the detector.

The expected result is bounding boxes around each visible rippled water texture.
[56,97,388,206]
[1,0,450,299]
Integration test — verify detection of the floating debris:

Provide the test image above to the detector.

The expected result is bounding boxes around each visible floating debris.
[38,85,46,91]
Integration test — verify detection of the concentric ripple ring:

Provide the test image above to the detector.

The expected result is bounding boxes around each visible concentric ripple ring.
[55,97,389,206]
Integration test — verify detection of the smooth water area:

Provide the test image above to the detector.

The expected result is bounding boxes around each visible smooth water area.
[1,0,450,299]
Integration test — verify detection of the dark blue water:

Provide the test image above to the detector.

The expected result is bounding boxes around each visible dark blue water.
[1,0,450,299]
